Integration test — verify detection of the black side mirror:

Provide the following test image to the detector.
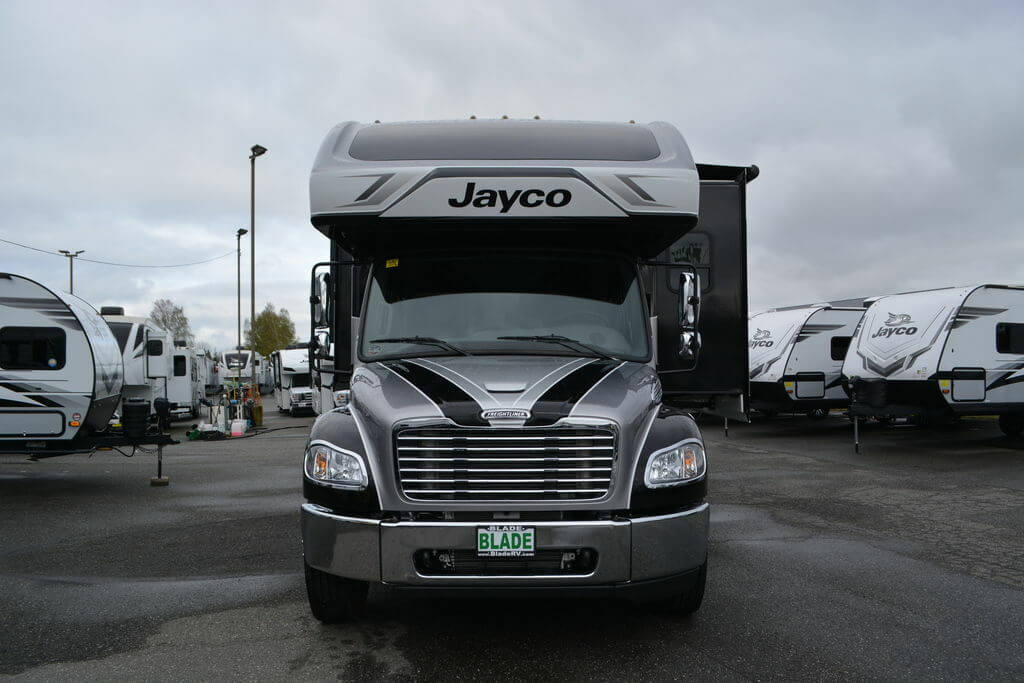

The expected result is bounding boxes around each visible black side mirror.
[677,272,702,366]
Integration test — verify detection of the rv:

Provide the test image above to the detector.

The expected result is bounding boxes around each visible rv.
[0,274,123,456]
[166,342,203,419]
[749,303,866,417]
[299,119,755,621]
[220,349,257,386]
[101,308,171,414]
[844,285,1024,437]
[270,346,313,415]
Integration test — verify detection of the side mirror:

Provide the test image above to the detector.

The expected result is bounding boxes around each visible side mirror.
[678,271,700,329]
[311,272,332,328]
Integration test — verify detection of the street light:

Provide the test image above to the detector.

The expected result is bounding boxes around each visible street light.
[58,249,84,293]
[249,144,267,343]
[236,228,248,381]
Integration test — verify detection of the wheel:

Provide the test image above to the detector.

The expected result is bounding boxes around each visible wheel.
[999,414,1024,438]
[806,408,828,420]
[304,561,368,623]
[664,560,707,616]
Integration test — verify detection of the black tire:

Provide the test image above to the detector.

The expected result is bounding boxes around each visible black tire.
[807,408,828,420]
[304,561,368,623]
[999,414,1024,439]
[664,560,707,616]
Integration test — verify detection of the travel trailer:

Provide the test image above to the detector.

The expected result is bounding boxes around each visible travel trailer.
[300,119,755,621]
[270,346,313,415]
[0,274,124,456]
[749,304,867,417]
[220,349,257,386]
[844,285,1024,438]
[166,342,203,419]
[101,308,171,415]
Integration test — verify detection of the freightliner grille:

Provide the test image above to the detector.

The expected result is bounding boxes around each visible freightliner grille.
[395,427,615,501]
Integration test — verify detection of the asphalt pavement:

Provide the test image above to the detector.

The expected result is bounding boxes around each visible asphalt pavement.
[2,409,1023,680]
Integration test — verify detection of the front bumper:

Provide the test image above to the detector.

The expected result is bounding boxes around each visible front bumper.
[301,503,708,589]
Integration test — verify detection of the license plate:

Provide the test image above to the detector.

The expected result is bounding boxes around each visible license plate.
[477,525,535,557]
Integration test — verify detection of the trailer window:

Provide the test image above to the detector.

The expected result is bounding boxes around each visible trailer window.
[107,322,133,352]
[831,336,852,361]
[0,327,66,371]
[996,323,1024,354]
[174,355,187,376]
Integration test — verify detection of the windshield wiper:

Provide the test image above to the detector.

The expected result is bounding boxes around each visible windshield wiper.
[369,336,472,356]
[497,335,618,361]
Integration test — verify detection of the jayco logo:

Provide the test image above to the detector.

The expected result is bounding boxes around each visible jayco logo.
[871,312,918,338]
[448,182,572,213]
[750,328,774,348]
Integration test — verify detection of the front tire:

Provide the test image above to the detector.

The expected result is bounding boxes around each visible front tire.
[999,414,1024,438]
[664,560,707,616]
[304,562,368,623]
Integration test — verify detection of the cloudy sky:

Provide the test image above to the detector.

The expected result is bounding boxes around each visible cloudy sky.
[2,1,1022,349]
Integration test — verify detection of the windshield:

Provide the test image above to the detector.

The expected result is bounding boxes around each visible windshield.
[289,373,311,388]
[224,352,249,369]
[360,253,649,361]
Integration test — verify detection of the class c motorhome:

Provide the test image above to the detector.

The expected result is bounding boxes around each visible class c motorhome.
[844,285,1024,438]
[270,346,313,415]
[0,274,123,456]
[299,119,756,621]
[749,303,867,417]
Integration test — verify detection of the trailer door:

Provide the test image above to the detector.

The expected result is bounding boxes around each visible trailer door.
[651,164,755,421]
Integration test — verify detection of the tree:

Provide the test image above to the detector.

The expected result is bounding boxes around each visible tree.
[150,298,193,343]
[245,303,296,356]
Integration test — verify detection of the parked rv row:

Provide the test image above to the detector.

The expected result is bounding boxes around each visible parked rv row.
[749,285,1024,438]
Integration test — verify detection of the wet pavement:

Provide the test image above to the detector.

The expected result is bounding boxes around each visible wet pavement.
[2,410,1023,680]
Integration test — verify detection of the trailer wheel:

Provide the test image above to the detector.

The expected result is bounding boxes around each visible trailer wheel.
[664,559,707,616]
[999,414,1024,439]
[304,561,368,623]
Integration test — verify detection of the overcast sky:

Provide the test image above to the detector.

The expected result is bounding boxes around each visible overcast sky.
[2,1,1022,349]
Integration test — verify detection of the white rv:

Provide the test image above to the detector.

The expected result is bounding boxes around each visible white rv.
[220,349,256,386]
[166,342,203,419]
[269,346,313,415]
[843,285,1024,437]
[749,304,866,417]
[101,308,171,414]
[1,273,124,456]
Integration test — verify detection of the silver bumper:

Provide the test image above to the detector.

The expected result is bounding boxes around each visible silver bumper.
[301,503,708,586]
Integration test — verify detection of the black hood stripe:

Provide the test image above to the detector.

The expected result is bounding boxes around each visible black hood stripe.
[383,360,488,426]
[527,359,621,426]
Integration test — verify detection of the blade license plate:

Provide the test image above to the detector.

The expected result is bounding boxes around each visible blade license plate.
[477,525,535,557]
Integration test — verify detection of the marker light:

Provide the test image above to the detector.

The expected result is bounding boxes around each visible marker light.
[304,441,367,490]
[644,440,706,488]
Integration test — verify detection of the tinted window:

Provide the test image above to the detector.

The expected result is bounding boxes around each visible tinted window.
[996,323,1024,354]
[831,336,852,361]
[134,326,145,350]
[146,340,163,356]
[173,355,187,376]
[0,327,66,370]
[291,373,311,388]
[107,322,133,352]
[348,121,661,161]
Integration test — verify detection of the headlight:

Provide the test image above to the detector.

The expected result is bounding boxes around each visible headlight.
[304,441,368,490]
[644,439,705,488]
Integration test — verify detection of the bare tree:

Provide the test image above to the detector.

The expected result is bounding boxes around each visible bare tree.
[150,298,194,343]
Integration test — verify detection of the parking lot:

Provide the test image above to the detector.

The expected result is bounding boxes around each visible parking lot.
[2,411,1023,680]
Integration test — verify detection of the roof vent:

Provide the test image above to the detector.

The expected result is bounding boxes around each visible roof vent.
[100,306,125,316]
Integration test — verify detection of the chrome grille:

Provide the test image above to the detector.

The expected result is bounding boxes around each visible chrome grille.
[396,427,615,501]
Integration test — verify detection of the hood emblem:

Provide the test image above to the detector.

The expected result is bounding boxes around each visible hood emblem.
[481,408,531,420]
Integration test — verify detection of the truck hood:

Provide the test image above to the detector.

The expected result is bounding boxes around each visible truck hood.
[351,355,659,428]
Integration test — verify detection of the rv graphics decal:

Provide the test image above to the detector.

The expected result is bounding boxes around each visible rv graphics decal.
[750,328,774,348]
[871,313,918,339]
[448,182,572,213]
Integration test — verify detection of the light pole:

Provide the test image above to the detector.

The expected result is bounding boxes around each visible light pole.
[58,249,84,293]
[249,144,267,346]
[236,228,248,381]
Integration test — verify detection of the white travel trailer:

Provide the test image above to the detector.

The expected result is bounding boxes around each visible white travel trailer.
[101,308,171,414]
[749,303,866,417]
[844,285,1024,438]
[269,346,313,415]
[220,349,257,386]
[1,274,123,456]
[166,341,203,419]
